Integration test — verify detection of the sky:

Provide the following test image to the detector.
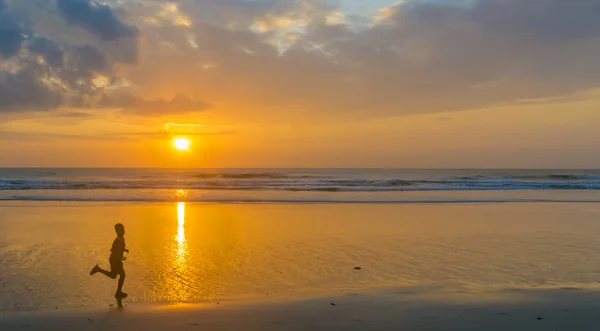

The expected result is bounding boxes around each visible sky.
[1,0,600,168]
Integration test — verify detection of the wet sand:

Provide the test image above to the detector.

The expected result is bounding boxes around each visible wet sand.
[3,287,600,330]
[3,201,600,329]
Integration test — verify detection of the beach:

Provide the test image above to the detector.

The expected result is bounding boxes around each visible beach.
[1,0,598,325]
[3,201,600,329]
[4,287,600,331]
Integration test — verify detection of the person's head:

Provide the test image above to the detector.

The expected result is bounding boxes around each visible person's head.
[114,223,125,236]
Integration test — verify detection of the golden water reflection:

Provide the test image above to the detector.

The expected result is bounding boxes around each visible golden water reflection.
[164,201,192,302]
[158,202,232,302]
[176,202,187,265]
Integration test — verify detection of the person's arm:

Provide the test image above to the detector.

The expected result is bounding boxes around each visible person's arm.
[119,239,128,260]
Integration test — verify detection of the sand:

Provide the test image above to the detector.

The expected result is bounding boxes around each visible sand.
[3,287,600,330]
[3,201,600,329]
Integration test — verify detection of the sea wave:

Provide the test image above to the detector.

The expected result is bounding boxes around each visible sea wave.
[2,175,600,191]
[451,174,600,181]
[2,190,600,203]
[189,172,330,179]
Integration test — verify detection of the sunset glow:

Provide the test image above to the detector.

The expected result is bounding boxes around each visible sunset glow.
[5,0,600,327]
[1,0,600,168]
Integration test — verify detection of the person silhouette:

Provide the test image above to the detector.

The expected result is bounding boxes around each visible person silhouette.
[90,223,129,299]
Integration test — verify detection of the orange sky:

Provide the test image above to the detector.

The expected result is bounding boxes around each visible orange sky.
[1,0,600,168]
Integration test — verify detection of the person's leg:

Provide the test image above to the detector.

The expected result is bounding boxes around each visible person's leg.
[91,264,117,278]
[116,269,126,297]
[97,267,118,279]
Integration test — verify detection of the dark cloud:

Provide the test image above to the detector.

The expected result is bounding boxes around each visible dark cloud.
[0,4,64,112]
[99,92,212,115]
[57,0,138,41]
[0,67,63,113]
[472,0,600,40]
[0,0,144,113]
[55,0,140,64]
[74,44,108,75]
[0,12,26,58]
[28,43,113,99]
[0,42,115,112]
[353,0,600,110]
[28,37,65,67]
[391,0,600,41]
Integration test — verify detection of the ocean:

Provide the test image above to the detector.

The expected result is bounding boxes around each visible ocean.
[2,168,600,203]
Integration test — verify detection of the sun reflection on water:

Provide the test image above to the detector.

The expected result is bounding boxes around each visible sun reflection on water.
[176,202,187,264]
[156,202,227,302]
[163,201,192,302]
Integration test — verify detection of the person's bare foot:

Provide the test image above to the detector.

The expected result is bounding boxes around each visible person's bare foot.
[115,292,128,299]
[90,265,99,276]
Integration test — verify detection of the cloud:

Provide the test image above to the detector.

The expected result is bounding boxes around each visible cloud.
[56,0,140,64]
[114,0,599,119]
[2,0,600,118]
[0,0,143,113]
[73,44,108,75]
[98,92,212,115]
[28,37,65,67]
[0,126,238,142]
[105,130,236,140]
[0,129,107,141]
[471,0,600,40]
[0,9,27,58]
[0,66,63,113]
[0,128,232,142]
[57,0,138,41]
[354,0,600,109]
[162,122,237,136]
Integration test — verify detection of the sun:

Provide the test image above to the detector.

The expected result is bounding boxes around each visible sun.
[173,138,191,151]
